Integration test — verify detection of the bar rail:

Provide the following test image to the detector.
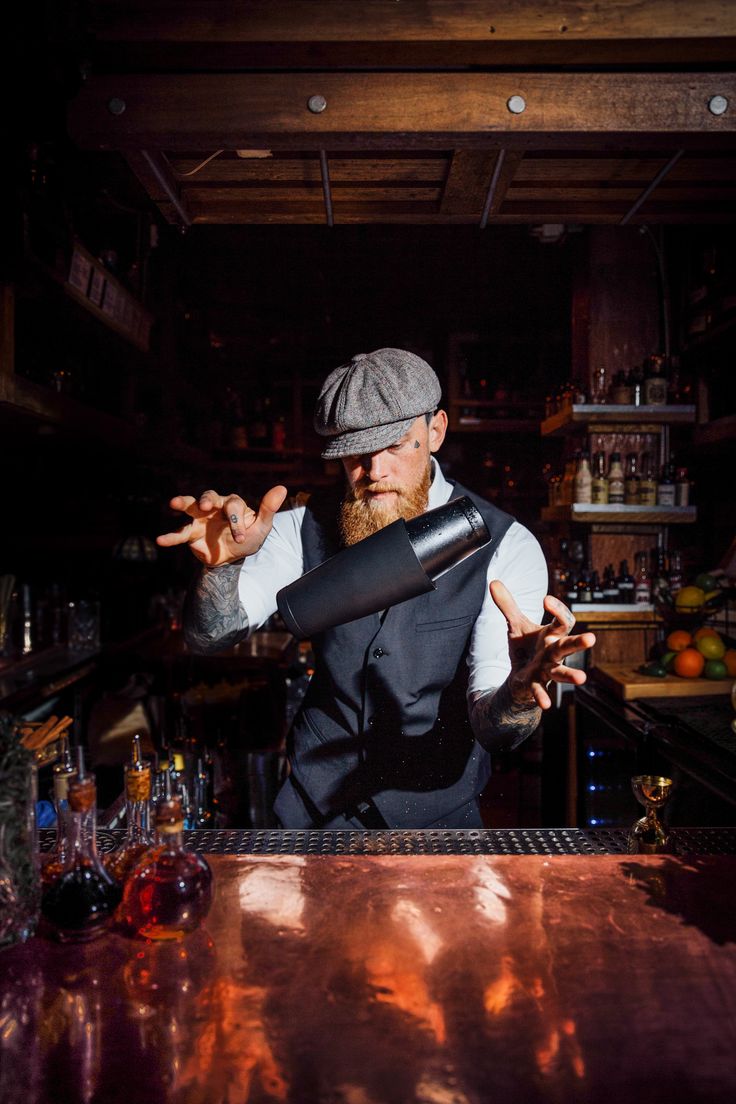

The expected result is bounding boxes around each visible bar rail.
[41,826,736,856]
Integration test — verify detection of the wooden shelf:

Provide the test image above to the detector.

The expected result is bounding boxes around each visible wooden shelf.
[571,606,660,626]
[0,375,136,448]
[540,404,696,436]
[542,504,697,524]
[450,418,540,433]
[27,243,154,353]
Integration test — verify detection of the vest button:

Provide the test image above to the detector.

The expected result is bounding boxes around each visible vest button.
[372,647,385,659]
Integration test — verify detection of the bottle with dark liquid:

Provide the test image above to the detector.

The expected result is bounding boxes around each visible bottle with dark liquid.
[41,751,120,942]
[121,793,212,940]
[617,560,636,604]
[106,735,154,884]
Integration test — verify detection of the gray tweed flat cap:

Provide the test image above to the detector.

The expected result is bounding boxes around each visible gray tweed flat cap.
[314,348,442,459]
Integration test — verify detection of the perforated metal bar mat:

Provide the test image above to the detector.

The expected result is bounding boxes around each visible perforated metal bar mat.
[39,827,736,855]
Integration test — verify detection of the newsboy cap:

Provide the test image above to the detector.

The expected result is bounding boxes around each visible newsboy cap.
[314,348,442,459]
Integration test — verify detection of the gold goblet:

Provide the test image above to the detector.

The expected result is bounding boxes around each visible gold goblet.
[628,775,673,854]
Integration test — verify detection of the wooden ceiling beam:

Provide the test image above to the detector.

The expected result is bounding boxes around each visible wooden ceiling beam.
[440,151,500,217]
[90,1,736,68]
[70,72,736,151]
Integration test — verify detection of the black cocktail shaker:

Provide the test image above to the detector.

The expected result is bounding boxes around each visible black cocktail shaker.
[277,496,490,639]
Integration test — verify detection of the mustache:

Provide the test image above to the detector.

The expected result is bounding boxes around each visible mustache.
[351,480,407,500]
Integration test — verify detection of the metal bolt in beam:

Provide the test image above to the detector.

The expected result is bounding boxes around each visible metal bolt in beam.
[308,95,327,114]
[507,95,526,114]
[708,95,729,115]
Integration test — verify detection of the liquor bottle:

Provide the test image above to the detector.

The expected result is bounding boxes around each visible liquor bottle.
[561,456,577,505]
[106,736,154,884]
[574,450,593,504]
[639,452,658,507]
[643,354,668,406]
[190,757,213,829]
[42,737,77,887]
[611,371,632,405]
[578,570,593,604]
[41,751,120,942]
[675,466,690,507]
[603,564,621,604]
[634,552,652,604]
[120,792,213,940]
[591,571,605,604]
[657,458,676,507]
[624,453,640,505]
[608,452,625,505]
[651,548,669,603]
[591,451,609,504]
[617,560,635,604]
[565,574,579,606]
[667,550,684,595]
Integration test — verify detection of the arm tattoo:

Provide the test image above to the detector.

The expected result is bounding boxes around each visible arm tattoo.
[182,562,251,655]
[469,681,542,752]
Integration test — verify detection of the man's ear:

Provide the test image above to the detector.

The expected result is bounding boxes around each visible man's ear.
[429,409,448,453]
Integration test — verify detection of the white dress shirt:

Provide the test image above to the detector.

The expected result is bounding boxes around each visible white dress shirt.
[238,461,548,701]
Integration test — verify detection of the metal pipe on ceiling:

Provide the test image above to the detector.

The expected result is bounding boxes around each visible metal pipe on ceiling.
[479,150,506,229]
[320,150,334,227]
[620,150,684,226]
[141,151,192,229]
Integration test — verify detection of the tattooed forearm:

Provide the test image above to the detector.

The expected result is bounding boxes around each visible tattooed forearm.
[182,563,251,655]
[469,680,542,752]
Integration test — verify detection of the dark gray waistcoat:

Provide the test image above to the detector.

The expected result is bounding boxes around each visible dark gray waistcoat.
[281,480,514,828]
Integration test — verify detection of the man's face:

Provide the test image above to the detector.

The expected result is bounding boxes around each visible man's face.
[338,411,448,545]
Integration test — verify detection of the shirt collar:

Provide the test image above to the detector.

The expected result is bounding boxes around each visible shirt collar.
[428,458,453,509]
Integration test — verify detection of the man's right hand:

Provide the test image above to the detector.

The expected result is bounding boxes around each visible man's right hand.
[156,485,288,567]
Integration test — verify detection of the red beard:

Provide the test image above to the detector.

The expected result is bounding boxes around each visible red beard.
[339,465,432,546]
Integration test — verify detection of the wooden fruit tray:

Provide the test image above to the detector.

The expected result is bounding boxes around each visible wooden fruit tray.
[592,663,734,700]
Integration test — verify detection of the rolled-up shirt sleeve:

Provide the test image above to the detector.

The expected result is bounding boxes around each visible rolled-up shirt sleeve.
[467,522,548,702]
[237,506,306,629]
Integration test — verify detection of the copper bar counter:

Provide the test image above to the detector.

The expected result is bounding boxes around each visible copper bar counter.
[2,831,736,1104]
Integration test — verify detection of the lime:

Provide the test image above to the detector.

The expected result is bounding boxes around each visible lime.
[641,662,667,678]
[661,650,676,671]
[704,659,728,680]
[694,573,719,593]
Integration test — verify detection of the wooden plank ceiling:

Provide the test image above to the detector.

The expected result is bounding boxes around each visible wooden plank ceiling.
[70,1,736,227]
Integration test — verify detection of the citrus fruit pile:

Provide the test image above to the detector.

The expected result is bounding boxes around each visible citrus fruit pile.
[661,627,736,680]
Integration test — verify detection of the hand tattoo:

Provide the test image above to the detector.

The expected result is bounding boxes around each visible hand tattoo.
[182,562,250,655]
[469,681,542,752]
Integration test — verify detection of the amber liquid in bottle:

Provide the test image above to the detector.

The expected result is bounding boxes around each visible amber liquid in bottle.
[106,735,154,884]
[121,795,212,940]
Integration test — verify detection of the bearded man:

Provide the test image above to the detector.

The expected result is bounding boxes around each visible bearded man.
[158,349,594,829]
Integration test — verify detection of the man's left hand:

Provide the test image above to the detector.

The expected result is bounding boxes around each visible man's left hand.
[490,579,596,711]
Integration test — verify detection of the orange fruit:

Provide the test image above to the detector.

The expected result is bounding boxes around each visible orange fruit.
[695,634,726,660]
[666,629,693,653]
[693,626,719,642]
[724,649,736,677]
[673,647,705,678]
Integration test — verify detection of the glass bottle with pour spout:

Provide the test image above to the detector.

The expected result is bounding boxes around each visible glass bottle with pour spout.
[41,736,76,886]
[106,735,154,884]
[41,749,120,941]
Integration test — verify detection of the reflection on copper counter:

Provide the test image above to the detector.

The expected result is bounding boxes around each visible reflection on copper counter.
[2,854,736,1103]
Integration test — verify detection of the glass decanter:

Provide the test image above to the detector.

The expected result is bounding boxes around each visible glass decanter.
[106,735,154,884]
[41,751,121,941]
[120,792,212,940]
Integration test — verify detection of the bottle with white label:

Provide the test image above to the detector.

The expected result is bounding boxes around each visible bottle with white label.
[657,460,676,507]
[574,450,593,504]
[608,452,625,505]
[591,451,609,504]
